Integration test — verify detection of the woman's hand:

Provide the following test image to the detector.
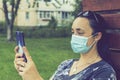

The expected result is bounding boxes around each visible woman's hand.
[14,46,43,80]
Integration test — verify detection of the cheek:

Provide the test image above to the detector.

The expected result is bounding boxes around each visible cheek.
[87,38,95,46]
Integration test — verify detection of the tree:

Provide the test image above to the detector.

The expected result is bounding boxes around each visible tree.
[73,0,83,17]
[48,16,57,31]
[2,0,21,41]
[2,0,50,41]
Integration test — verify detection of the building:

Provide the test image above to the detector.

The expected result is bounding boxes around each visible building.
[0,0,75,27]
[0,0,5,22]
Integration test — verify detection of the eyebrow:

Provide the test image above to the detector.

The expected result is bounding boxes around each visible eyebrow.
[76,27,84,32]
[72,27,85,33]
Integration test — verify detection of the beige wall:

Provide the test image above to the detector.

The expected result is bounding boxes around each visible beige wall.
[16,9,37,27]
[0,0,5,22]
[0,10,5,22]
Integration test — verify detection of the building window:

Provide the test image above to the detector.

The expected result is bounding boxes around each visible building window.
[58,11,60,14]
[44,0,51,2]
[39,11,42,18]
[37,2,39,7]
[62,12,68,19]
[26,12,29,20]
[46,11,50,18]
[44,11,46,18]
[39,11,51,19]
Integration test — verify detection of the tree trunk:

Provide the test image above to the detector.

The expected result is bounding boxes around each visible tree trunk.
[7,24,14,41]
[3,0,21,41]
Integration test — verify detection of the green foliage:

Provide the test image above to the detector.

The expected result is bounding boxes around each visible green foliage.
[73,0,83,17]
[2,0,21,41]
[48,16,58,31]
[0,21,72,38]
[15,26,71,38]
[0,22,6,34]
[0,37,79,80]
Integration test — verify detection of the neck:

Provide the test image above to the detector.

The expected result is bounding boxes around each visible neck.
[78,44,102,65]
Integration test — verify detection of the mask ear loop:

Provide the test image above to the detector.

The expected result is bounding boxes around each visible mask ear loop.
[89,40,96,47]
[87,33,98,47]
[87,33,98,39]
[93,33,98,37]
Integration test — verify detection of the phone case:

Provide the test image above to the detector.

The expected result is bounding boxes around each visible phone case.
[16,31,27,62]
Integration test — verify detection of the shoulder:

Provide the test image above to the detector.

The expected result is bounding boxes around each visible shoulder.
[92,60,115,73]
[97,60,115,72]
[91,60,116,79]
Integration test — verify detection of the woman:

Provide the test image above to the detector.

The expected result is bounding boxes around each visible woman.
[14,11,117,80]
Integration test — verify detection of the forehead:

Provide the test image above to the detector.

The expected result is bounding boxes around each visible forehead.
[72,17,93,33]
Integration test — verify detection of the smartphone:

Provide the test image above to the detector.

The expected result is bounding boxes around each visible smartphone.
[16,31,27,62]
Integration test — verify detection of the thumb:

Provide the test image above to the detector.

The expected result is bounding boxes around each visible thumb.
[22,46,32,61]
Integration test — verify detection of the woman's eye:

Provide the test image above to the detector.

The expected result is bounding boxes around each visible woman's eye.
[78,32,83,34]
[77,29,84,35]
[78,32,84,35]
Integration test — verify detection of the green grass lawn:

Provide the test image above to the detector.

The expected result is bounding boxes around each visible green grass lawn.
[0,37,79,80]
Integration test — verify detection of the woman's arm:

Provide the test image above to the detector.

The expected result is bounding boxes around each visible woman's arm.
[14,46,44,80]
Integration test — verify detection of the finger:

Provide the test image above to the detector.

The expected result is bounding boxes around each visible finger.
[14,62,19,70]
[14,58,24,63]
[18,66,24,72]
[18,69,25,76]
[14,54,23,67]
[14,46,19,53]
[14,54,23,66]
[14,60,25,72]
[18,66,26,76]
[15,53,23,60]
[16,61,26,67]
[14,61,20,72]
[14,56,25,66]
[22,47,32,61]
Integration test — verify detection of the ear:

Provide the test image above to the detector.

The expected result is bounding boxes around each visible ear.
[94,32,102,41]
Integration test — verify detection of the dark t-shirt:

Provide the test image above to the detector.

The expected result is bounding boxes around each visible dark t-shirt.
[52,59,117,80]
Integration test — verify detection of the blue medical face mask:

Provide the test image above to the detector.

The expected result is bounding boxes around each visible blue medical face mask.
[71,34,96,54]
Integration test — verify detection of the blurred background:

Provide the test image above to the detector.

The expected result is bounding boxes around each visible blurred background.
[0,0,82,80]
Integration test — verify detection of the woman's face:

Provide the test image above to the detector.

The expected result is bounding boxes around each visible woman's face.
[71,17,95,46]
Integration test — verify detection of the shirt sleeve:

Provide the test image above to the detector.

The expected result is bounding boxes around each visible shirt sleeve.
[49,59,73,80]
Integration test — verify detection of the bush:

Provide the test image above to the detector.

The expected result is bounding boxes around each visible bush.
[0,22,6,34]
[15,26,72,38]
[0,22,72,38]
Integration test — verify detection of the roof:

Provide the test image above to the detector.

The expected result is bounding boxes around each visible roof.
[36,2,57,11]
[57,4,74,12]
